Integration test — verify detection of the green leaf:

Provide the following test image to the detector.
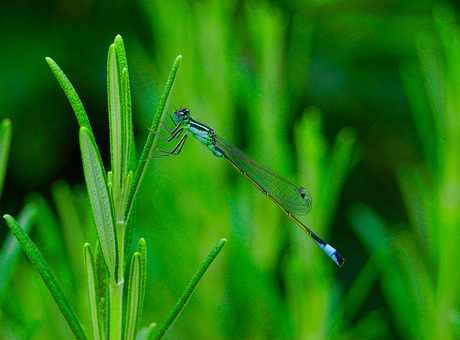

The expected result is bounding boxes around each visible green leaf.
[124,55,182,225]
[296,109,358,225]
[114,34,129,74]
[125,253,141,340]
[84,243,105,340]
[122,67,135,173]
[0,204,38,307]
[400,61,438,171]
[339,246,391,324]
[52,181,86,275]
[79,127,117,279]
[108,43,127,207]
[113,35,136,174]
[123,171,135,266]
[322,126,358,221]
[136,238,147,318]
[3,214,87,340]
[25,193,77,285]
[125,239,147,340]
[347,203,393,256]
[137,323,157,340]
[0,118,12,200]
[46,57,93,133]
[152,238,227,340]
[115,36,133,168]
[95,240,108,329]
[108,35,134,225]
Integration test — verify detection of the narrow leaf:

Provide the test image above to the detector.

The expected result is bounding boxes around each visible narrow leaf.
[79,127,117,279]
[3,214,87,340]
[108,44,125,202]
[137,238,147,324]
[0,204,38,307]
[125,253,141,340]
[26,193,76,282]
[348,203,393,255]
[122,67,134,174]
[95,240,108,328]
[125,239,147,340]
[124,171,136,262]
[52,181,86,275]
[84,243,105,340]
[114,35,128,72]
[46,57,93,133]
[114,35,134,177]
[339,246,391,323]
[137,323,157,340]
[153,238,227,340]
[0,118,12,199]
[322,126,358,223]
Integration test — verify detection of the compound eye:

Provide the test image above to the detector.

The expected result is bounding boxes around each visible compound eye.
[183,108,190,115]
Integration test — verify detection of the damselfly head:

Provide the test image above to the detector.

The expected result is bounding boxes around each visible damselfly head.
[174,108,191,123]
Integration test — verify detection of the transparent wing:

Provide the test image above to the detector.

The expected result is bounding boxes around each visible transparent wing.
[214,134,312,215]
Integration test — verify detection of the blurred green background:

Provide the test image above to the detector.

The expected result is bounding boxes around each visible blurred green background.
[1,0,460,339]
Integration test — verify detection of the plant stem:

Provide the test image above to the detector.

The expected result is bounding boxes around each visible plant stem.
[109,277,124,340]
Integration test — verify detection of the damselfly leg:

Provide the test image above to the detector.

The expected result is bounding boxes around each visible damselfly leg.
[150,133,188,158]
[150,115,189,158]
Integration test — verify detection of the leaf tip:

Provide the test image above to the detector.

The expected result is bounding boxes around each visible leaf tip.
[45,57,56,67]
[115,34,123,44]
[79,126,90,136]
[1,118,11,128]
[137,238,146,248]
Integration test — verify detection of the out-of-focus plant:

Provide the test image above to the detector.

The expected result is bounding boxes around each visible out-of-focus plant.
[348,4,460,339]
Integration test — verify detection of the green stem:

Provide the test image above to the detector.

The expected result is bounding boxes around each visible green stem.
[109,277,124,340]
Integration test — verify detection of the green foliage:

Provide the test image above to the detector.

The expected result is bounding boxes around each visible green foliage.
[0,205,37,307]
[80,126,118,280]
[1,36,225,340]
[346,4,460,339]
[46,58,93,133]
[125,238,147,340]
[0,119,12,199]
[84,243,104,340]
[3,213,87,340]
[153,238,227,340]
[2,1,460,339]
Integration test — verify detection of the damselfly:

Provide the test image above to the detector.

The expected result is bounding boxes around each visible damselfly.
[152,108,344,266]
